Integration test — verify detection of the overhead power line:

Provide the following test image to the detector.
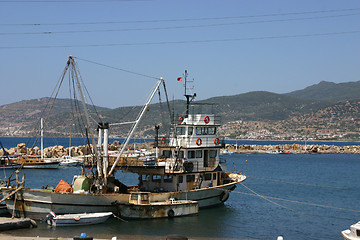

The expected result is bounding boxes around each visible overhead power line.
[0,7,359,26]
[0,0,136,2]
[1,13,359,36]
[1,30,359,49]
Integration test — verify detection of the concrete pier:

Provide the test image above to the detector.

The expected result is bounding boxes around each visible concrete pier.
[0,217,37,231]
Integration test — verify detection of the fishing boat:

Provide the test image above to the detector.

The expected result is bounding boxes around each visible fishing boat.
[46,211,113,227]
[342,221,360,240]
[15,155,60,169]
[1,57,246,220]
[59,156,82,167]
[13,119,60,169]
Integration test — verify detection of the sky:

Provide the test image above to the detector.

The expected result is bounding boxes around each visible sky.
[0,0,359,109]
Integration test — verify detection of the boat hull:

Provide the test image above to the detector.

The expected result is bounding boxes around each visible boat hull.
[118,200,198,219]
[48,212,113,227]
[3,182,238,220]
[21,162,60,169]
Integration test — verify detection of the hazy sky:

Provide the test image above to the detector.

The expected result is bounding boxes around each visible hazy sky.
[1,0,359,108]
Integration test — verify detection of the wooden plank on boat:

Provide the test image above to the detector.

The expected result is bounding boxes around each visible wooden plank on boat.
[0,187,23,203]
[0,217,37,231]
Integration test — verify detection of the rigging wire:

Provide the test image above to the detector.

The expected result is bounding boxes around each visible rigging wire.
[2,30,359,49]
[1,13,359,36]
[1,8,359,26]
[74,57,159,80]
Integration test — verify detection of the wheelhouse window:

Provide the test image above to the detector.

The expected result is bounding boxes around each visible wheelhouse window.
[208,127,216,135]
[152,175,162,182]
[175,150,184,158]
[176,127,186,135]
[196,150,202,158]
[210,150,218,158]
[204,173,212,180]
[188,150,196,159]
[213,173,217,180]
[164,175,173,183]
[196,127,207,135]
[188,127,193,135]
[142,174,150,182]
[178,176,183,183]
[186,175,195,182]
[162,150,172,158]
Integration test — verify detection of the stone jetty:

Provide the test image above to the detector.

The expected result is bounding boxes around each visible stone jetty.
[1,141,359,157]
[0,141,124,158]
[223,143,360,154]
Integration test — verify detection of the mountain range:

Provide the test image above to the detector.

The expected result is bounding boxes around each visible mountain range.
[1,80,359,140]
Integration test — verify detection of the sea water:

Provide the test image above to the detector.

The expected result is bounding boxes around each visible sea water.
[0,149,359,239]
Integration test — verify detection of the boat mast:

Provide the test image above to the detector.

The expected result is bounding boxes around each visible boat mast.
[67,56,102,178]
[107,77,164,177]
[183,70,196,117]
[41,118,44,160]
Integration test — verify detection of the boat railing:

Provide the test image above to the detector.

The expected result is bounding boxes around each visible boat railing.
[175,114,221,125]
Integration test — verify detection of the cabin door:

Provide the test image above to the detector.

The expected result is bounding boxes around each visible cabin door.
[203,150,209,167]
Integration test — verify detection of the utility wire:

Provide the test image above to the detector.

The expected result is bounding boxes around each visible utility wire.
[1,13,359,36]
[1,7,359,26]
[1,30,359,49]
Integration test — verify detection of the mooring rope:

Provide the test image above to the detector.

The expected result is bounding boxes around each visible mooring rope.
[216,182,359,220]
[246,175,348,190]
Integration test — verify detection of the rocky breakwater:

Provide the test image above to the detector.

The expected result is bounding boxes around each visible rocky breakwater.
[224,143,360,154]
[0,141,123,158]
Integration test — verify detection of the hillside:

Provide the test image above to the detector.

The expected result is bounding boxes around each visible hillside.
[286,80,360,102]
[0,81,359,140]
[202,91,328,121]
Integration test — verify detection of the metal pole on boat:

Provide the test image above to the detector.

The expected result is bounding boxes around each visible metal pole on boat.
[154,125,159,158]
[41,118,44,160]
[97,123,104,178]
[107,77,164,177]
[103,123,109,184]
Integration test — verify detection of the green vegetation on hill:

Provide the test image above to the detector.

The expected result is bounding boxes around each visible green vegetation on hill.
[0,81,359,140]
[287,80,360,102]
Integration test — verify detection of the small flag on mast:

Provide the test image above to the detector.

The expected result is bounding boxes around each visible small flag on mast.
[177,77,183,81]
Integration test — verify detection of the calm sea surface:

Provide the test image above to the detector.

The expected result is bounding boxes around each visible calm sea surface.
[0,138,359,239]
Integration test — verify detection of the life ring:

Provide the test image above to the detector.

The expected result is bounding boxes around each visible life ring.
[178,116,184,124]
[204,115,210,124]
[160,137,166,144]
[196,138,202,146]
[214,137,220,145]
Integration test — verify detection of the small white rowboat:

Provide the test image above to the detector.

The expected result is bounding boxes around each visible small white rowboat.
[46,211,113,227]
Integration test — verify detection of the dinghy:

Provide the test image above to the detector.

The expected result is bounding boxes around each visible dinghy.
[46,211,113,227]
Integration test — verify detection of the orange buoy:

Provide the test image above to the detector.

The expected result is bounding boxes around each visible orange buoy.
[214,137,220,145]
[178,116,184,124]
[160,137,166,144]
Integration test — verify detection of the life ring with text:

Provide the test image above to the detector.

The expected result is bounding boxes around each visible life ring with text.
[196,138,202,146]
[160,137,166,144]
[214,137,220,145]
[178,116,184,124]
[204,115,210,124]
